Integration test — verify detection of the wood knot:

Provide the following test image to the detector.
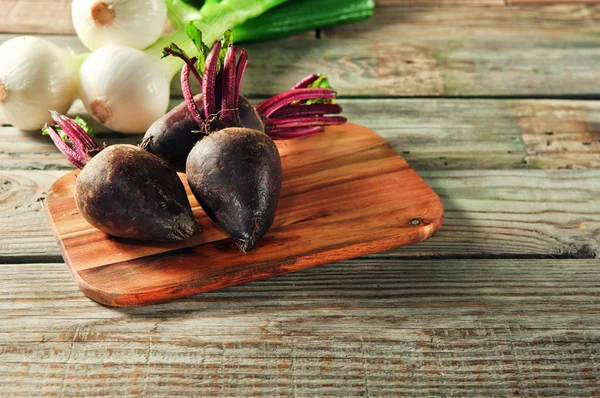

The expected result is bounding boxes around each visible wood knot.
[91,1,115,26]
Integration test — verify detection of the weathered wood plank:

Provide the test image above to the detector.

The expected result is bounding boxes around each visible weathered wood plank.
[508,0,600,4]
[1,259,600,396]
[2,169,599,259]
[378,0,504,5]
[0,0,74,35]
[3,98,600,171]
[319,5,600,96]
[0,170,64,260]
[323,4,600,38]
[516,101,600,169]
[4,0,593,38]
[0,0,509,37]
[4,5,600,98]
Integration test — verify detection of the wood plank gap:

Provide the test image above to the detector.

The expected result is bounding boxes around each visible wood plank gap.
[0,255,64,264]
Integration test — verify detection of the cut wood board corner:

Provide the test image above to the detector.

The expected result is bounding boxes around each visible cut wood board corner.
[43,123,444,306]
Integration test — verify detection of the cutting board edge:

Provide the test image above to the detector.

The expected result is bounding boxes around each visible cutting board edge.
[65,208,443,307]
[42,124,445,307]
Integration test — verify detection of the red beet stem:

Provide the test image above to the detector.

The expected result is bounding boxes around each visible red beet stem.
[202,41,222,120]
[44,123,87,169]
[271,103,342,119]
[267,116,347,129]
[268,126,323,139]
[163,46,203,88]
[50,111,97,153]
[235,49,248,110]
[293,74,320,89]
[181,62,204,129]
[221,45,238,123]
[256,88,337,117]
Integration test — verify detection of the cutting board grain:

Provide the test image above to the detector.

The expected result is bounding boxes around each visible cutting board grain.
[43,123,443,307]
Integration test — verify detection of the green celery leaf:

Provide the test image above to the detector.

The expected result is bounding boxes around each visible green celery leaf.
[41,116,95,141]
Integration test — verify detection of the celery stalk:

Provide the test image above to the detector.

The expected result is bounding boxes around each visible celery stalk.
[165,0,293,45]
[232,0,375,42]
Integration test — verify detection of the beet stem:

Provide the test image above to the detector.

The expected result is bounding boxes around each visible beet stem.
[293,74,320,90]
[202,40,222,120]
[181,61,205,129]
[267,116,347,129]
[268,126,323,139]
[44,122,87,169]
[163,46,203,88]
[256,88,337,117]
[234,49,248,111]
[50,111,98,154]
[220,45,238,123]
[271,103,342,119]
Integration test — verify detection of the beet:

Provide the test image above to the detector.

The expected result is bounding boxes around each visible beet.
[187,128,282,251]
[141,93,263,172]
[157,29,347,251]
[44,111,199,241]
[143,36,346,173]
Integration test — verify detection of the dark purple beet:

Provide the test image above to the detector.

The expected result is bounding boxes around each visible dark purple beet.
[77,145,199,241]
[186,128,282,252]
[141,94,263,172]
[158,31,345,251]
[44,112,199,241]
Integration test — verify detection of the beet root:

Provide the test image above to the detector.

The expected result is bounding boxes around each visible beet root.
[186,128,282,252]
[75,145,199,241]
[141,94,263,172]
[44,112,199,241]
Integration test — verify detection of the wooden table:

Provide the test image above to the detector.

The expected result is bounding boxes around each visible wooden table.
[2,1,600,396]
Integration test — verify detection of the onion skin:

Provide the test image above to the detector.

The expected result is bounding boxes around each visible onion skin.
[72,0,167,51]
[186,128,282,252]
[78,46,171,134]
[75,145,199,241]
[0,36,77,131]
[141,94,264,172]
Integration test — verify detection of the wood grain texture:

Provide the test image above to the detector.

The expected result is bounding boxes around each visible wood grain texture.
[0,0,74,35]
[43,124,443,306]
[2,259,600,396]
[378,0,504,5]
[4,169,599,260]
[4,98,600,171]
[4,5,600,98]
[0,0,509,37]
[0,0,587,36]
[320,5,600,96]
[323,4,600,38]
[0,170,65,260]
[3,2,600,395]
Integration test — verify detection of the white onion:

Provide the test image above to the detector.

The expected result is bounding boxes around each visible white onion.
[72,0,167,51]
[79,45,171,134]
[0,36,78,131]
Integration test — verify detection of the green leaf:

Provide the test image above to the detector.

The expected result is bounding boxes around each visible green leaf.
[216,30,233,74]
[74,116,95,138]
[309,75,333,90]
[41,124,68,141]
[185,22,211,74]
[221,30,233,47]
[41,117,95,141]
[306,75,336,105]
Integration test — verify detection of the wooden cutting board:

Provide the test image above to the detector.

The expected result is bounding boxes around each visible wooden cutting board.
[44,123,444,307]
